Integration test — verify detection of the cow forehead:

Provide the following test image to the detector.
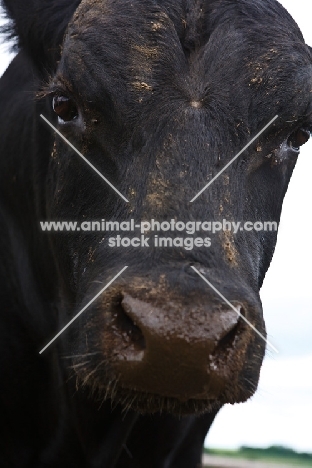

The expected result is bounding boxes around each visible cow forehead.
[59,0,311,128]
[64,0,308,85]
[67,0,183,66]
[72,0,194,36]
[69,0,302,50]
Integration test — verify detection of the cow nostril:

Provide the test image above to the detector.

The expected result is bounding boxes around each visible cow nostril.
[111,296,146,355]
[212,305,246,361]
[217,319,240,349]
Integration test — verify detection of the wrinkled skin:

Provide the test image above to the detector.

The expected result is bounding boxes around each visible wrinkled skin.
[0,0,311,466]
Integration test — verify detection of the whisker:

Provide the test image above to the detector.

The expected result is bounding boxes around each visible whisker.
[82,361,105,387]
[69,360,90,370]
[62,352,102,360]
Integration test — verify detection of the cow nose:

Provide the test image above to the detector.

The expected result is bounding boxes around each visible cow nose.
[108,294,242,400]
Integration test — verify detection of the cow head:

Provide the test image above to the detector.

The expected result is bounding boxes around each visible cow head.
[4,0,312,414]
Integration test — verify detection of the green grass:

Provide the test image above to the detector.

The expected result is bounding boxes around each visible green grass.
[204,446,312,466]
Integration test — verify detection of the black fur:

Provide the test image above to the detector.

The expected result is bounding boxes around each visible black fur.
[1,0,81,71]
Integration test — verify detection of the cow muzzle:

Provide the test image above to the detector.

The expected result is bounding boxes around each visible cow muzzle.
[96,288,261,404]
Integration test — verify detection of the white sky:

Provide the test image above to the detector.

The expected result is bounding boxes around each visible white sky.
[0,0,311,454]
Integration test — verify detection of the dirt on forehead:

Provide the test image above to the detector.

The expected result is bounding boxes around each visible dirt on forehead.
[71,0,110,28]
[77,0,108,13]
[70,0,173,37]
[71,0,161,25]
[67,0,168,53]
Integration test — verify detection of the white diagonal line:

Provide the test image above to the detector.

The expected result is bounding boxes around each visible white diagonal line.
[39,266,128,354]
[191,266,278,353]
[40,114,129,203]
[190,115,279,202]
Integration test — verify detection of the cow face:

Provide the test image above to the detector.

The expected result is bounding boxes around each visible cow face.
[13,0,312,413]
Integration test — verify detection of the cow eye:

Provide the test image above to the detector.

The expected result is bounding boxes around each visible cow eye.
[287,127,311,151]
[52,95,78,122]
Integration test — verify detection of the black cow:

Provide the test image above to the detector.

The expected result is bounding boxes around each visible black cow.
[0,0,311,466]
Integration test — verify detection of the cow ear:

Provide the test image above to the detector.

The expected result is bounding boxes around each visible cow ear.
[1,0,81,74]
